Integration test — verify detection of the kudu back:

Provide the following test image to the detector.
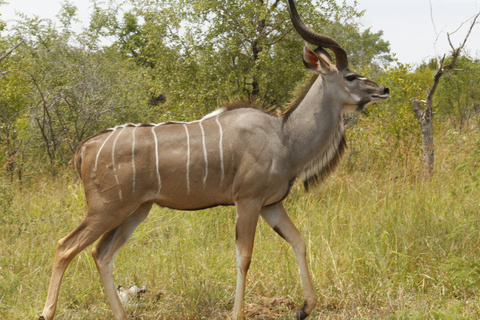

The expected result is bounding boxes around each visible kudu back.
[40,0,389,319]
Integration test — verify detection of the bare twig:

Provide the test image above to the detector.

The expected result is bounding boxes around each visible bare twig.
[429,0,441,61]
[445,12,480,69]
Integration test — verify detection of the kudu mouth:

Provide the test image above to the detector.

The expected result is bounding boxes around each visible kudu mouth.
[287,0,349,70]
[353,87,390,112]
[371,87,390,101]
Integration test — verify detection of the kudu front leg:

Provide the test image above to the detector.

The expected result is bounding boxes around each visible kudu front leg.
[260,202,316,319]
[91,202,152,320]
[232,201,261,320]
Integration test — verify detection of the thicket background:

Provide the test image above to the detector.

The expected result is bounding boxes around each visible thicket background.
[1,0,480,319]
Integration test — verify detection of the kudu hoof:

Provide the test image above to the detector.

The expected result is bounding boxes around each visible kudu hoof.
[296,309,308,320]
[39,317,45,320]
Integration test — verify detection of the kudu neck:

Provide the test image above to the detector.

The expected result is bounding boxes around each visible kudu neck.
[283,75,345,175]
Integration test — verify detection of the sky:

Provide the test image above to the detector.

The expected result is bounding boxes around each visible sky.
[2,0,480,65]
[347,0,480,64]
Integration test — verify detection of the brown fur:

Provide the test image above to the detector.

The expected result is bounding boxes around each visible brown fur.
[74,124,150,176]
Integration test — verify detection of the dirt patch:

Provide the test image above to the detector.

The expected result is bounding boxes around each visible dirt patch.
[244,295,296,319]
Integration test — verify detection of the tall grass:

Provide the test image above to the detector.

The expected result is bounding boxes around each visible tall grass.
[1,122,480,319]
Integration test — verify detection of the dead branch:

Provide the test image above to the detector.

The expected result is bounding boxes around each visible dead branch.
[445,12,479,70]
[427,12,479,107]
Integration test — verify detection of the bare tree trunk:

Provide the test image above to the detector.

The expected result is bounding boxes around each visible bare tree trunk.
[412,98,434,178]
[413,56,444,178]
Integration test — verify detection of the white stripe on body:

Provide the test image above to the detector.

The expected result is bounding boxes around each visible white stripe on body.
[199,120,208,187]
[111,126,126,200]
[183,124,191,194]
[131,126,137,194]
[151,125,162,196]
[94,129,116,172]
[80,145,86,163]
[215,115,225,182]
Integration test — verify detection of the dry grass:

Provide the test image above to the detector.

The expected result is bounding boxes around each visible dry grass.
[1,121,480,319]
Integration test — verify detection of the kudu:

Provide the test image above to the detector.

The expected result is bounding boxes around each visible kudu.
[39,0,389,319]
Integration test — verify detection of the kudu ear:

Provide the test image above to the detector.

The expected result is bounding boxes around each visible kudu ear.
[302,44,336,75]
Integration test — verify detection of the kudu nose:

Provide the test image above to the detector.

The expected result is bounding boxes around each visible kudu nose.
[384,87,390,95]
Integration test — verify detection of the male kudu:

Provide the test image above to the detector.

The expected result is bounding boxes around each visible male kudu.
[40,0,389,319]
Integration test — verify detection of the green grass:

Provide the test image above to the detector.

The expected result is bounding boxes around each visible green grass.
[1,124,480,319]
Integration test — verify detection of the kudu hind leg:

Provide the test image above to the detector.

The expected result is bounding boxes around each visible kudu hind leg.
[260,203,316,319]
[232,201,261,320]
[40,220,107,320]
[91,202,153,320]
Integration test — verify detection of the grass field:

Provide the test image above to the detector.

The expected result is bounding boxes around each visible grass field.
[1,121,480,319]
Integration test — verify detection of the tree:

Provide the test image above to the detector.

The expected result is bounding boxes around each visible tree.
[0,41,23,63]
[185,0,390,103]
[412,12,479,179]
[1,3,155,176]
[0,40,26,181]
[112,0,391,114]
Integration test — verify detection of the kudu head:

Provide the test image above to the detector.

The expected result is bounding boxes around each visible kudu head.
[288,0,389,112]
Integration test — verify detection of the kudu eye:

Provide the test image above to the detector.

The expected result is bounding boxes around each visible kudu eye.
[345,74,356,82]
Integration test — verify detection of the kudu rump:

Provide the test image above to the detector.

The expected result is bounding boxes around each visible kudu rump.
[40,0,389,319]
